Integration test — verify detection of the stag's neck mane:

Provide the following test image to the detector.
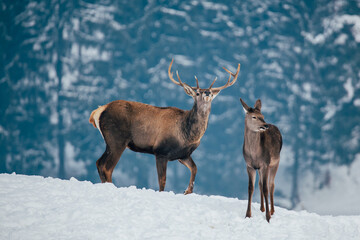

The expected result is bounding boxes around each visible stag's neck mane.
[182,101,211,142]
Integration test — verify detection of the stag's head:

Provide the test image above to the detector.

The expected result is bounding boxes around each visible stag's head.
[168,59,240,104]
[240,98,269,132]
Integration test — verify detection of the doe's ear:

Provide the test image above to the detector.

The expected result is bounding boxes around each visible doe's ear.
[240,98,250,113]
[254,99,262,111]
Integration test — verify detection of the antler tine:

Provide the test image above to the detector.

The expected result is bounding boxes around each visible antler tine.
[194,76,199,89]
[223,63,240,86]
[223,67,235,76]
[230,63,241,85]
[208,77,218,89]
[168,59,182,86]
[211,63,241,91]
[168,58,204,91]
[176,70,184,85]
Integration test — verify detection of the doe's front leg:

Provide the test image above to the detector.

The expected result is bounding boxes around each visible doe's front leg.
[259,166,271,222]
[246,166,256,218]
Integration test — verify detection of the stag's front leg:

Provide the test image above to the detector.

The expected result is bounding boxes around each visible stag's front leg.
[178,156,197,194]
[246,166,256,218]
[156,157,168,191]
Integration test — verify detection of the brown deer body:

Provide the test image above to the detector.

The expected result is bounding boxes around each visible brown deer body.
[240,98,282,222]
[89,60,240,194]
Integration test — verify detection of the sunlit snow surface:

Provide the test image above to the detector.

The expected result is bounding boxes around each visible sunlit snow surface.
[1,174,359,239]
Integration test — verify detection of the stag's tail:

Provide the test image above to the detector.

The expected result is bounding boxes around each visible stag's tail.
[89,110,97,128]
[89,105,107,130]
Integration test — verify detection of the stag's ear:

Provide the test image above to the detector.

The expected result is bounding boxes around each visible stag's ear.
[254,99,262,111]
[240,98,250,113]
[211,89,221,99]
[182,85,196,97]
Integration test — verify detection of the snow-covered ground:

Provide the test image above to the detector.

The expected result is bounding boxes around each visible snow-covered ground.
[298,155,360,216]
[1,174,359,240]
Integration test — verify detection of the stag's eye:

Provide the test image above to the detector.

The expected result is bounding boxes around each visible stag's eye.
[252,116,257,119]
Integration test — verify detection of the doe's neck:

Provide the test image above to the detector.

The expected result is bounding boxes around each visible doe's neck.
[244,125,261,146]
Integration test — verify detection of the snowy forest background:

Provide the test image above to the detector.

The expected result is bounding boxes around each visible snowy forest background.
[1,0,359,214]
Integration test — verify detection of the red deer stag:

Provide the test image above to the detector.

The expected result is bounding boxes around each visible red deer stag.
[89,59,240,194]
[240,98,282,222]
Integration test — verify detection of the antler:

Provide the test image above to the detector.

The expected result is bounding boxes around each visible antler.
[194,76,200,89]
[168,59,182,86]
[169,59,240,91]
[210,63,241,91]
[168,59,196,90]
[208,77,218,89]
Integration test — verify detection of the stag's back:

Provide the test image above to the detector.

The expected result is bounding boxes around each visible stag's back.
[89,100,187,153]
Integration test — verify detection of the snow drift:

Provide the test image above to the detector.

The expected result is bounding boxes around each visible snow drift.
[1,173,359,239]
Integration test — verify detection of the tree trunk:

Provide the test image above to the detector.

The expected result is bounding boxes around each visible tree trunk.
[56,0,65,179]
[291,147,300,208]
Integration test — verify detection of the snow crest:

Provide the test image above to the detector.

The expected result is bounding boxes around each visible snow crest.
[1,174,359,239]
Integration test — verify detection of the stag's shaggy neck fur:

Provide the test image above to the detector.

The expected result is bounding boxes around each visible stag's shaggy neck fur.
[183,100,211,143]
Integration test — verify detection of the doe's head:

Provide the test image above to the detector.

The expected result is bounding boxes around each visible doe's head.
[168,59,240,103]
[240,98,269,132]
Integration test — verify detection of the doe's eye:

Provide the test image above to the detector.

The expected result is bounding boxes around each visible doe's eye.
[252,116,257,119]
[196,93,200,96]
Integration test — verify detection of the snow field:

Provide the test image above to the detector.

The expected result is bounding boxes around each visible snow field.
[0,173,359,240]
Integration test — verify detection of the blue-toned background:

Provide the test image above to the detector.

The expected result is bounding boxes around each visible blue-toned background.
[1,0,359,214]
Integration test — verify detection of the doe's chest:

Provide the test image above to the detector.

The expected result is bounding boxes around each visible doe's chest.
[243,142,270,169]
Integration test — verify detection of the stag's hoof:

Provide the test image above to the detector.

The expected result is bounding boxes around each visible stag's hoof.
[271,209,275,215]
[260,206,265,212]
[245,212,251,218]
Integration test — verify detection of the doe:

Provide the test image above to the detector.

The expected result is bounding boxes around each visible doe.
[240,98,282,222]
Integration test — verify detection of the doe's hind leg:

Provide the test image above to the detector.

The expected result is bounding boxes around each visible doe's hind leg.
[258,172,265,212]
[269,164,279,215]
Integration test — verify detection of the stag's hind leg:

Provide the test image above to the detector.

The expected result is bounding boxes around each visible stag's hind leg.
[155,157,168,192]
[246,166,256,218]
[178,156,197,194]
[96,144,126,183]
[96,147,109,183]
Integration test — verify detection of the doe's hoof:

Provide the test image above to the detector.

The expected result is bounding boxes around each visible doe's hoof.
[266,213,271,223]
[184,188,193,195]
